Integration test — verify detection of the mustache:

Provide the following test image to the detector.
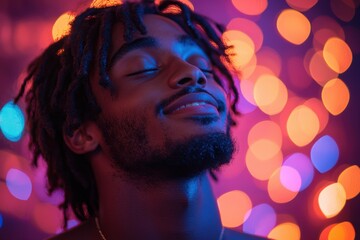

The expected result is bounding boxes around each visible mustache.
[155,86,226,115]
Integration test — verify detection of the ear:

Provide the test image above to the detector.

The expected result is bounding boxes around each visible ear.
[63,123,99,154]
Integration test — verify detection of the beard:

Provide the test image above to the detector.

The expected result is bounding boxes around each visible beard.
[96,110,234,183]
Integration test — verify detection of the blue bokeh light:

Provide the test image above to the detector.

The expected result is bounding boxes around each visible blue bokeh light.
[0,101,25,142]
[6,168,32,201]
[0,213,3,228]
[311,135,339,173]
[283,153,314,191]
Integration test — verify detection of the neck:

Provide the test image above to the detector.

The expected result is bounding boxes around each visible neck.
[93,162,223,240]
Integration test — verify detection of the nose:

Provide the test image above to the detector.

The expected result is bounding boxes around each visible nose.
[167,59,207,89]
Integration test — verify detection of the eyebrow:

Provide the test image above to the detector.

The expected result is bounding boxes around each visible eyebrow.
[108,34,204,68]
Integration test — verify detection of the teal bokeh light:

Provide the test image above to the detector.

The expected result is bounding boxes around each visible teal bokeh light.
[0,101,25,142]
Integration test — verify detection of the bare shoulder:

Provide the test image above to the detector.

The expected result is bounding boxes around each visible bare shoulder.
[46,219,98,240]
[224,228,269,240]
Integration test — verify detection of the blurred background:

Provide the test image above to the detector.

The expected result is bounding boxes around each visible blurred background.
[0,0,359,239]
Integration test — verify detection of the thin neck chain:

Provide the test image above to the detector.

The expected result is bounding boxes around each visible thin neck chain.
[95,217,225,240]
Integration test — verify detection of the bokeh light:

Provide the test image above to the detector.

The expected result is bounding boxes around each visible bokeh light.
[276,9,311,45]
[318,183,346,218]
[0,213,3,228]
[283,153,314,191]
[231,0,268,15]
[33,203,62,234]
[217,190,252,228]
[328,221,356,240]
[311,135,339,173]
[268,168,299,203]
[243,204,276,236]
[5,168,32,201]
[90,0,122,8]
[286,105,320,147]
[308,50,338,86]
[337,165,360,200]
[321,78,350,116]
[0,101,25,142]
[285,0,318,11]
[253,74,288,115]
[330,0,356,22]
[52,12,75,41]
[323,37,352,73]
[268,222,301,240]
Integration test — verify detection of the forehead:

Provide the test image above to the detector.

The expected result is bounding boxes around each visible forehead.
[110,14,187,53]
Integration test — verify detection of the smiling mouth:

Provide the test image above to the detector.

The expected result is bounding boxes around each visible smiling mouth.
[162,93,220,116]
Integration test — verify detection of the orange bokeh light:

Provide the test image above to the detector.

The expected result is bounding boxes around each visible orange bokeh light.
[318,183,346,218]
[227,18,264,52]
[328,221,356,240]
[286,105,320,147]
[268,168,299,203]
[337,165,360,200]
[276,9,311,45]
[323,37,352,73]
[308,50,338,86]
[52,12,75,41]
[246,149,283,181]
[231,0,268,15]
[321,78,350,116]
[268,222,301,240]
[303,98,329,133]
[223,30,255,71]
[253,74,288,115]
[256,47,282,76]
[90,0,122,8]
[217,190,252,228]
[285,0,318,11]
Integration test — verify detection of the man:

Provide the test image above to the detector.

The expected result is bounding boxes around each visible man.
[15,0,265,239]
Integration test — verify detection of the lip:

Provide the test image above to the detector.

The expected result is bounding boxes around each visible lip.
[162,92,219,115]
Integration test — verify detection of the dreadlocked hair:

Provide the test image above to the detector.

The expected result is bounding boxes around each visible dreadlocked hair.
[14,0,239,227]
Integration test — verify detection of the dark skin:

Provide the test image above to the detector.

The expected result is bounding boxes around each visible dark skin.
[49,15,266,240]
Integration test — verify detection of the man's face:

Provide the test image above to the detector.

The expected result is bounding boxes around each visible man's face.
[91,14,234,181]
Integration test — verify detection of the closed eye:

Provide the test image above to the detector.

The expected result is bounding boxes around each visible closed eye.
[126,68,159,77]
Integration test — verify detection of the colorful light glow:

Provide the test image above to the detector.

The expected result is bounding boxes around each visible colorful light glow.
[227,18,264,52]
[90,0,122,8]
[308,50,338,86]
[311,135,339,173]
[330,0,356,22]
[337,165,360,200]
[33,203,62,234]
[243,203,276,237]
[268,168,299,203]
[253,74,288,115]
[328,221,356,240]
[318,183,346,218]
[304,98,329,133]
[276,9,311,45]
[280,166,302,192]
[323,37,352,73]
[158,0,195,13]
[0,213,3,228]
[256,47,282,76]
[52,12,75,41]
[217,190,252,228]
[321,78,350,116]
[283,153,314,191]
[286,105,320,147]
[268,222,301,240]
[5,168,32,201]
[231,0,268,15]
[285,0,318,12]
[0,101,25,142]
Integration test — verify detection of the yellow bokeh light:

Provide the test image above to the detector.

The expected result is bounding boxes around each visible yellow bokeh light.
[318,183,346,218]
[308,50,338,86]
[285,0,318,11]
[268,168,299,203]
[223,30,255,70]
[328,221,356,240]
[321,78,350,116]
[268,222,301,240]
[276,9,311,45]
[90,0,121,8]
[253,74,288,115]
[231,0,268,15]
[337,165,360,199]
[227,18,264,52]
[323,37,352,73]
[217,190,252,228]
[286,105,320,147]
[52,12,75,41]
